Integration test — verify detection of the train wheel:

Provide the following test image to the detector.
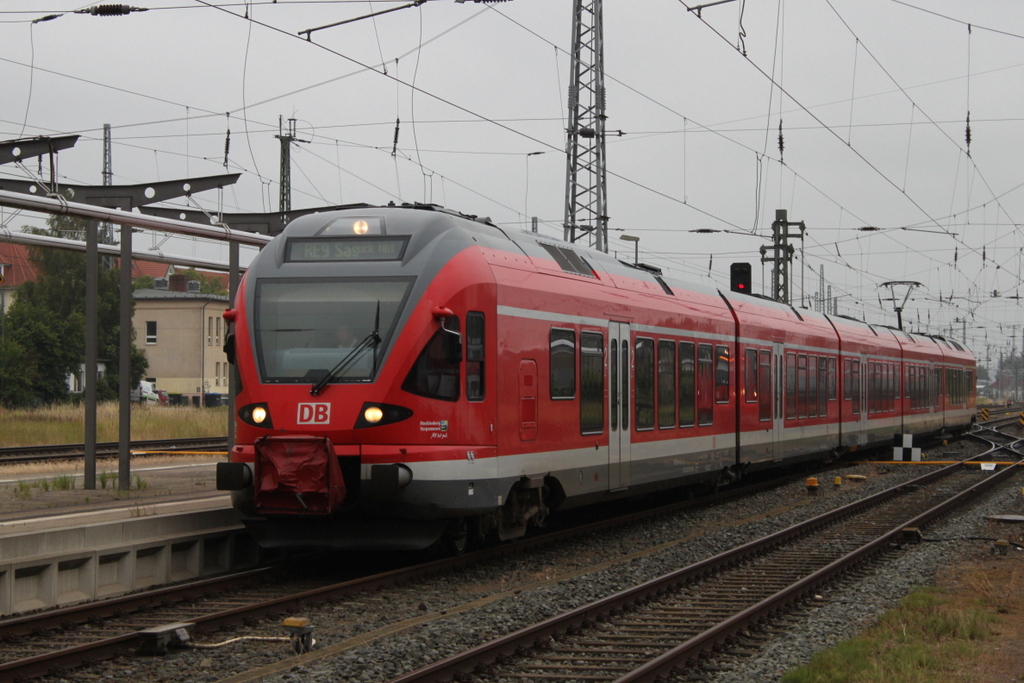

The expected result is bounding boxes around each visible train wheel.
[443,518,470,556]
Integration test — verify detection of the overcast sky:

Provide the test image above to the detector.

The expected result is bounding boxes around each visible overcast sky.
[1,0,1022,368]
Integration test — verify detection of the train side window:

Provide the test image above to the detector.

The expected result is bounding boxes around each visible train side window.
[758,350,772,421]
[401,319,461,402]
[715,345,730,404]
[892,362,899,401]
[786,353,797,419]
[550,328,576,399]
[913,366,921,409]
[843,359,852,400]
[818,356,828,416]
[611,340,618,432]
[698,344,714,426]
[635,338,655,430]
[797,354,808,418]
[679,341,695,427]
[580,332,604,434]
[621,342,630,431]
[466,312,485,401]
[808,356,818,418]
[867,361,875,414]
[827,358,837,400]
[851,360,861,415]
[745,348,758,403]
[658,340,676,428]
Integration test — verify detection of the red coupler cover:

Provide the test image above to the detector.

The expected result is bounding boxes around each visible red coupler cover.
[254,436,345,515]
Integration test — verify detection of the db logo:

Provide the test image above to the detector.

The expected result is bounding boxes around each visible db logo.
[297,403,331,424]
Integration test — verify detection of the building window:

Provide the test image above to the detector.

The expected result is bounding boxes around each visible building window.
[215,362,221,386]
[208,316,213,345]
[146,321,157,345]
[550,328,576,399]
[216,316,222,346]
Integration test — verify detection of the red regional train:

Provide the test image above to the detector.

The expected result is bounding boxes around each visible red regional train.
[216,204,976,551]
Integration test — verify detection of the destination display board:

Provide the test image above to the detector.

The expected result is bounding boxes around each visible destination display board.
[285,236,408,263]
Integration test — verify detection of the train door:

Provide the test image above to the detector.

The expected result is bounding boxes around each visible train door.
[772,342,785,460]
[609,322,631,490]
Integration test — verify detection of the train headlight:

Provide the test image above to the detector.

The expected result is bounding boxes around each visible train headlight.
[354,402,413,429]
[239,402,273,428]
[353,220,370,235]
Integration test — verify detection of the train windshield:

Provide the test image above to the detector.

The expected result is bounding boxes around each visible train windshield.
[254,277,414,383]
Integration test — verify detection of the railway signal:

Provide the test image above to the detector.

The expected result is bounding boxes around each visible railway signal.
[730,262,751,293]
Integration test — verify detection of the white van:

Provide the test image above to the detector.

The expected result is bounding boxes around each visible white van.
[131,380,159,405]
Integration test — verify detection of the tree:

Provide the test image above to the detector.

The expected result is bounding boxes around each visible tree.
[1,215,148,407]
[132,274,155,291]
[178,267,227,296]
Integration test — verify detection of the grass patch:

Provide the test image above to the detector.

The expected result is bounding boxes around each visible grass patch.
[51,474,75,491]
[0,402,228,447]
[781,587,995,683]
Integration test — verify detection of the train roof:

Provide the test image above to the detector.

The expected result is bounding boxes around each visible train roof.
[264,204,974,364]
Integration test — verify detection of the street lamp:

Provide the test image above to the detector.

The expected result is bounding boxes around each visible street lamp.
[620,234,640,265]
[524,151,544,224]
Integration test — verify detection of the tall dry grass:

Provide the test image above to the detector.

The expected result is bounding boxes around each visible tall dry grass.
[0,402,228,447]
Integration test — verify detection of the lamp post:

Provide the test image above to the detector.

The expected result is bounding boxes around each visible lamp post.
[620,234,640,265]
[524,151,544,223]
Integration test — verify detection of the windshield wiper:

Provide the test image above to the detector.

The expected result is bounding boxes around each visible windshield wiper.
[310,301,382,396]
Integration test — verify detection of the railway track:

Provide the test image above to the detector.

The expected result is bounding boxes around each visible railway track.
[0,465,843,682]
[387,448,1022,682]
[0,438,227,465]
[0,431,1010,682]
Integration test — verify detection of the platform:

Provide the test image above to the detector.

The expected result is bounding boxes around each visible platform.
[0,455,256,617]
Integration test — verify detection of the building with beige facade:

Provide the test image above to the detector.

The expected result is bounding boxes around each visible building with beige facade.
[132,282,230,404]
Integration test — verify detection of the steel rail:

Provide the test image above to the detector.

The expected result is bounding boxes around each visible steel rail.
[0,470,811,681]
[385,455,1020,683]
[0,437,228,464]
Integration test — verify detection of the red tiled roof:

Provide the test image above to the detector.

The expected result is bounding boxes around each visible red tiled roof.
[133,260,172,279]
[0,243,199,287]
[0,243,37,287]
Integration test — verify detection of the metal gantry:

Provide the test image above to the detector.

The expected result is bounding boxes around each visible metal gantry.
[760,209,806,305]
[563,0,608,253]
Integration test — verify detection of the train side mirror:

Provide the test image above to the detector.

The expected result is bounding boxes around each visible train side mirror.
[443,327,463,364]
[223,333,236,365]
[432,306,462,364]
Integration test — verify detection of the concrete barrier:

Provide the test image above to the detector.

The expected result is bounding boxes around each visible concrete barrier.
[0,498,256,616]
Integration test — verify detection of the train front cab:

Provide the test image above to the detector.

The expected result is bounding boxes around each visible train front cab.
[221,207,514,550]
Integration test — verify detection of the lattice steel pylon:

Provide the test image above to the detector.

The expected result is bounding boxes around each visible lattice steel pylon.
[563,0,608,253]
